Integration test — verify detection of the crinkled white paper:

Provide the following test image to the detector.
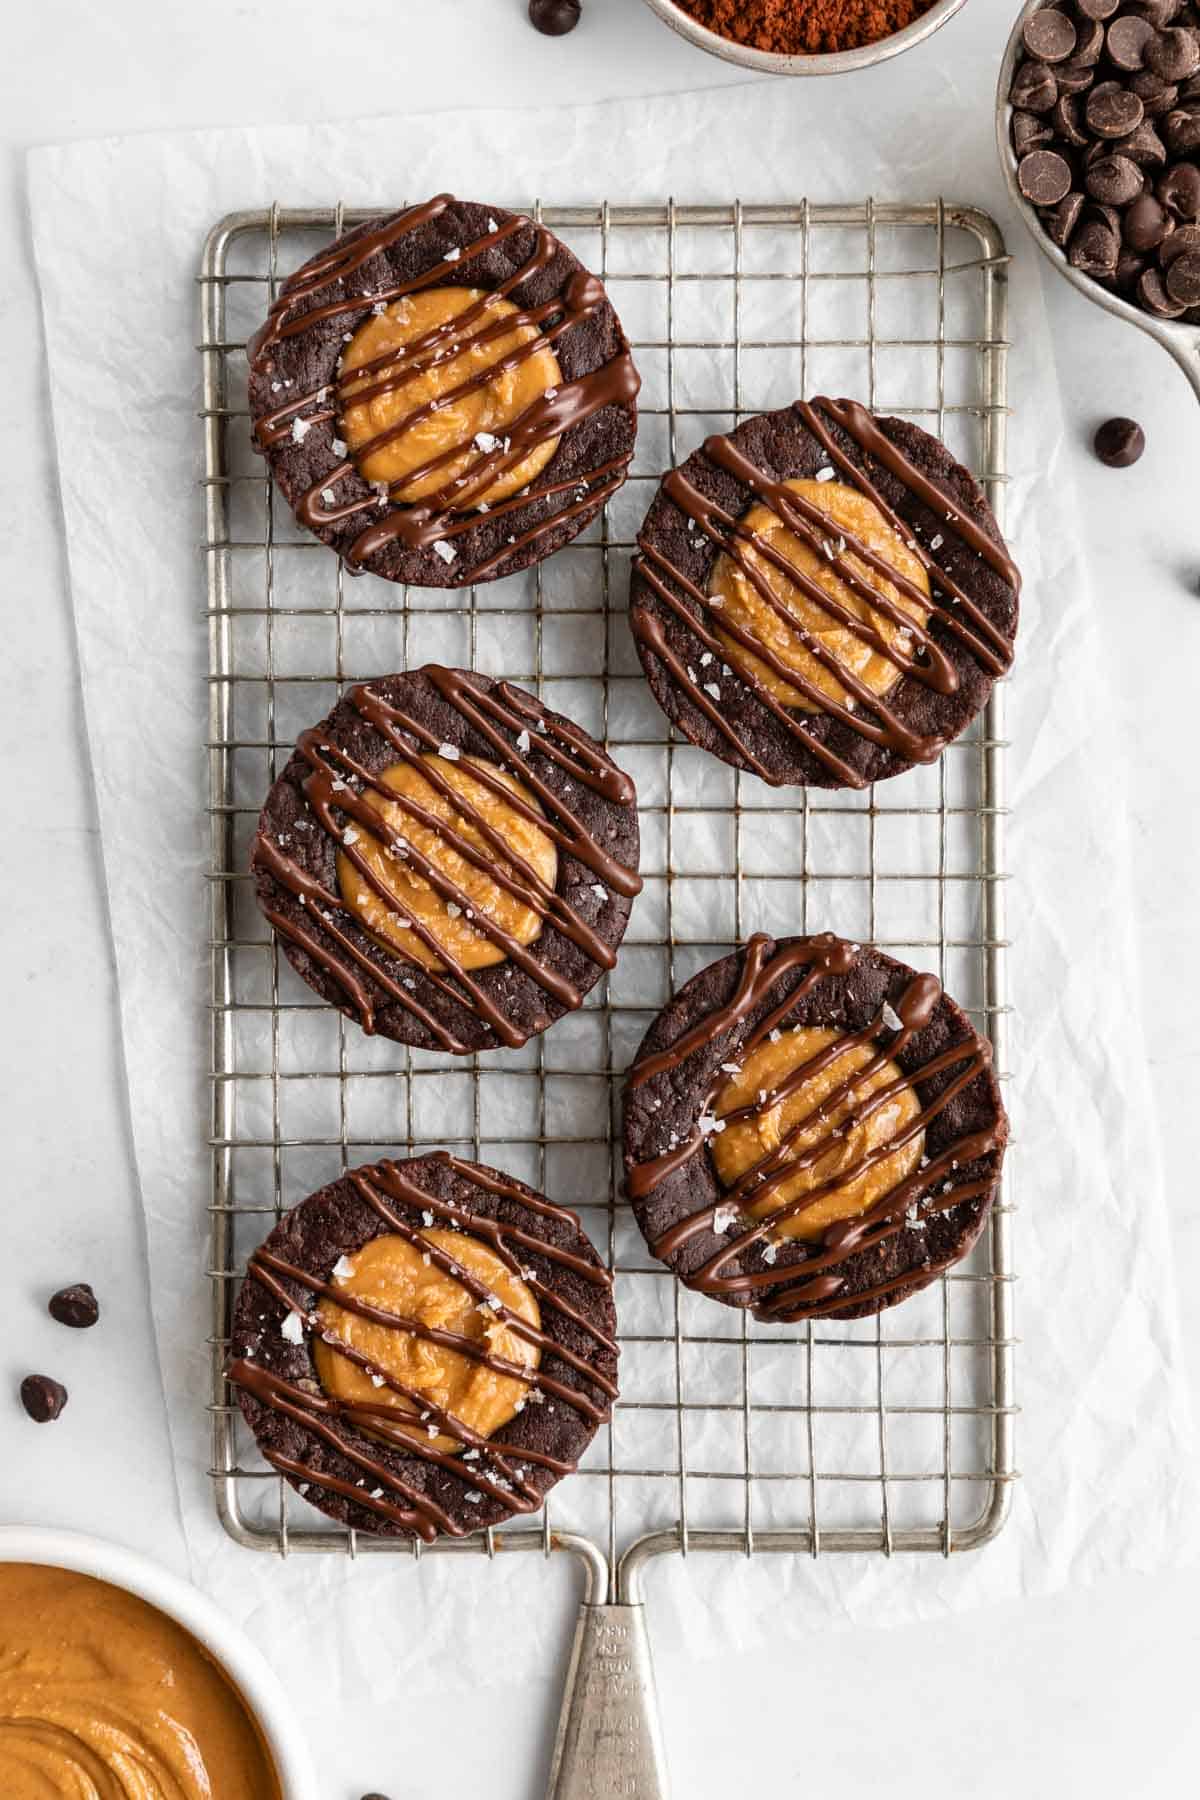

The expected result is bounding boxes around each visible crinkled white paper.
[26,76,1200,1737]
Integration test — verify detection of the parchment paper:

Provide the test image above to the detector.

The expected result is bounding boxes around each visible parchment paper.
[26,75,1200,1724]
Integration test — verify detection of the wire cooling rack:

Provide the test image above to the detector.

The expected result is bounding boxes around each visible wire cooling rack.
[202,202,1016,1605]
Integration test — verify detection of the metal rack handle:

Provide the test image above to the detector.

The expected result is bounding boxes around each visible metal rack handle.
[546,1603,669,1800]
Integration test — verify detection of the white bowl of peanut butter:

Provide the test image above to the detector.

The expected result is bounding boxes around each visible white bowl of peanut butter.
[0,1526,320,1799]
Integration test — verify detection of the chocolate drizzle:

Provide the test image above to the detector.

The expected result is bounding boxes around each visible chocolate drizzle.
[229,1153,617,1542]
[252,666,642,1051]
[248,196,640,585]
[630,397,1019,789]
[624,934,1008,1322]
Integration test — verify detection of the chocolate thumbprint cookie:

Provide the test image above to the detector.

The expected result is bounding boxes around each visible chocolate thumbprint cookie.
[629,398,1019,789]
[252,667,642,1053]
[623,935,1008,1322]
[247,196,640,587]
[229,1154,618,1539]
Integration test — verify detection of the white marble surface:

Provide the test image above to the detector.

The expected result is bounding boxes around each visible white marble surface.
[3,1,1200,1794]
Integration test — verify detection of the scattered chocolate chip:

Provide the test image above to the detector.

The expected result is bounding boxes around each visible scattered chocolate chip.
[1124,189,1173,245]
[1083,198,1124,235]
[1011,58,1060,112]
[1056,56,1098,92]
[1145,25,1200,79]
[1106,13,1155,68]
[1019,148,1074,204]
[1163,104,1200,151]
[1130,70,1179,115]
[528,0,580,33]
[1014,108,1055,153]
[1138,263,1189,311]
[1053,91,1090,143]
[1087,153,1145,201]
[1078,0,1119,17]
[1070,216,1121,273]
[1093,417,1146,466]
[1049,189,1087,244]
[360,1793,393,1799]
[1134,0,1182,26]
[1023,8,1077,61]
[1180,71,1200,100]
[1087,80,1146,136]
[1165,247,1200,296]
[1159,158,1200,213]
[1159,219,1200,262]
[48,1283,100,1329]
[20,1374,68,1423]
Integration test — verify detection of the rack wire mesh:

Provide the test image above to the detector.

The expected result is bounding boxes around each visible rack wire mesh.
[203,199,1016,1597]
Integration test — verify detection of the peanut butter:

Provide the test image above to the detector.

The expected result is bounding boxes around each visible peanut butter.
[708,479,931,710]
[0,1563,281,1800]
[711,1026,924,1241]
[336,751,558,973]
[339,286,562,506]
[313,1228,541,1453]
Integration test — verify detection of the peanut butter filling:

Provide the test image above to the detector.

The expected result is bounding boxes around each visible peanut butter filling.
[0,1564,281,1800]
[336,752,558,973]
[313,1229,541,1453]
[339,285,562,507]
[708,479,931,710]
[711,1026,924,1242]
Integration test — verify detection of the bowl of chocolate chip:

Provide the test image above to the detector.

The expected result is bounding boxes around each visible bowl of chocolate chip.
[998,0,1200,400]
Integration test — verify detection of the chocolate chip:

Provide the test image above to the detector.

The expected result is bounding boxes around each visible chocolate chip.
[1165,246,1200,295]
[1180,70,1200,99]
[1011,59,1060,112]
[1111,118,1168,163]
[20,1374,68,1422]
[1159,218,1200,261]
[528,0,580,33]
[1074,13,1107,62]
[1069,216,1121,272]
[1145,24,1200,77]
[1053,92,1090,143]
[1130,69,1179,114]
[1163,103,1200,149]
[1083,198,1124,234]
[1124,189,1173,244]
[1093,417,1146,465]
[1087,152,1145,200]
[1023,8,1077,60]
[1159,158,1200,212]
[1115,249,1149,286]
[1078,0,1119,17]
[1138,263,1189,310]
[1014,108,1056,152]
[1087,81,1146,135]
[1048,190,1087,243]
[1056,56,1098,92]
[1106,13,1156,67]
[1019,148,1074,204]
[48,1283,100,1329]
[1133,0,1182,27]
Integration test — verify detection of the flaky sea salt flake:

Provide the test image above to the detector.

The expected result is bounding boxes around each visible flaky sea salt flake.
[281,1310,305,1345]
[433,540,457,566]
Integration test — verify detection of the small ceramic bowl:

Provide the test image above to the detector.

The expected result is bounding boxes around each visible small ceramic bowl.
[0,1525,320,1800]
[639,0,969,76]
[996,0,1200,402]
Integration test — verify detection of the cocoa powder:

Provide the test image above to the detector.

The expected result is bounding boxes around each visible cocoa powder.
[674,0,934,56]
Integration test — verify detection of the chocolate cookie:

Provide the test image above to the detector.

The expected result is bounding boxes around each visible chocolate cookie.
[623,934,1008,1322]
[253,666,642,1053]
[229,1153,618,1540]
[629,397,1020,790]
[247,196,640,588]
